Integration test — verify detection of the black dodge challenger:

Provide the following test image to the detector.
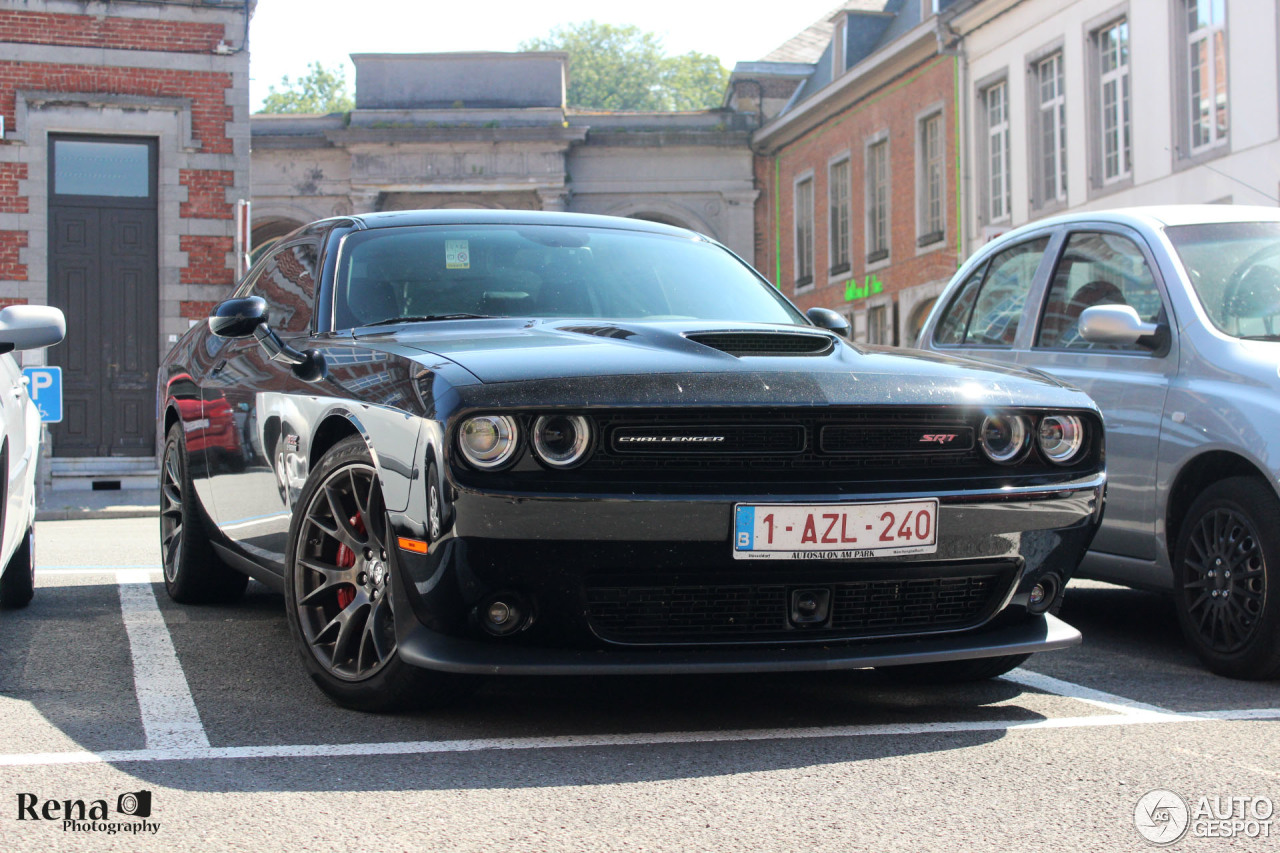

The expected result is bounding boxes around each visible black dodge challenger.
[158,210,1104,710]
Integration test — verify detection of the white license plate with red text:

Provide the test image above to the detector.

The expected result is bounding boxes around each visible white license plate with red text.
[732,499,939,560]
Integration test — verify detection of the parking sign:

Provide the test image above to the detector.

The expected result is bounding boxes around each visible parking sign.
[22,366,62,423]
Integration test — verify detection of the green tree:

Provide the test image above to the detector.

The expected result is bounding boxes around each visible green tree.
[258,62,354,114]
[521,21,728,112]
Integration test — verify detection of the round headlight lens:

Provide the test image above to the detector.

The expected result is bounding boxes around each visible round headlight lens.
[532,414,592,468]
[458,415,519,469]
[1037,414,1085,465]
[979,414,1029,464]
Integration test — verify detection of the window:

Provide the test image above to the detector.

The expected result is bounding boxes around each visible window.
[932,237,1049,347]
[1097,19,1131,184]
[795,177,814,288]
[867,304,890,345]
[866,139,889,263]
[1034,52,1067,206]
[833,17,846,80]
[1037,232,1164,351]
[983,82,1011,222]
[1184,0,1228,153]
[52,137,152,198]
[829,159,851,275]
[249,241,319,334]
[917,112,945,245]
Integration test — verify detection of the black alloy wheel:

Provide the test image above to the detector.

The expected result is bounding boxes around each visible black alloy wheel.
[1174,476,1280,679]
[285,435,469,711]
[160,423,247,604]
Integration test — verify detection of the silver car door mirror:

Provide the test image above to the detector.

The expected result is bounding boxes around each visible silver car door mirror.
[1078,304,1159,346]
[0,305,66,354]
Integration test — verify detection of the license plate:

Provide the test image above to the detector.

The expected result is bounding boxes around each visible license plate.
[733,499,939,560]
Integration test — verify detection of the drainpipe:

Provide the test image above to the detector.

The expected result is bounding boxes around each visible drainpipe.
[935,16,968,265]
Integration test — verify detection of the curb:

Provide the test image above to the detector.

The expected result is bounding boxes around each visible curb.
[37,508,157,521]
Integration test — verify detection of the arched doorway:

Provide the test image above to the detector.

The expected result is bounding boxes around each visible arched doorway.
[906,296,938,347]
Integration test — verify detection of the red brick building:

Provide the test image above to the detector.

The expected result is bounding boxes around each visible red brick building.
[733,1,962,346]
[0,0,251,476]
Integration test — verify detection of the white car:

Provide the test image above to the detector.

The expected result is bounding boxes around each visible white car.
[0,305,66,608]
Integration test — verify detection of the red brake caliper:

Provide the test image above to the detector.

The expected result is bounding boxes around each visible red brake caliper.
[333,513,366,610]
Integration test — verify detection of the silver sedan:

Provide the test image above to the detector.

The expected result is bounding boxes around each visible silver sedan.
[917,205,1280,680]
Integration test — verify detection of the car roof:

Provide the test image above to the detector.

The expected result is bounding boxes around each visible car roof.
[997,204,1280,241]
[342,209,708,240]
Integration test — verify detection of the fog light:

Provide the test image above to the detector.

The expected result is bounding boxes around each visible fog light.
[487,601,512,626]
[479,593,532,636]
[1027,574,1061,614]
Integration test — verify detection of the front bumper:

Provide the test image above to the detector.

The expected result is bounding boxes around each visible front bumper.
[387,475,1103,672]
[397,612,1081,675]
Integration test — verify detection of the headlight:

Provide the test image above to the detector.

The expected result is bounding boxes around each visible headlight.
[458,415,519,469]
[979,414,1029,464]
[1037,414,1085,465]
[532,414,592,468]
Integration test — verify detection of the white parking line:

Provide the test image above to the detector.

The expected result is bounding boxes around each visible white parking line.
[0,705,1275,768]
[1002,668,1187,717]
[116,569,210,751]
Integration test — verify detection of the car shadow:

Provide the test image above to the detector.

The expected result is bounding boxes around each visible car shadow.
[0,579,1069,792]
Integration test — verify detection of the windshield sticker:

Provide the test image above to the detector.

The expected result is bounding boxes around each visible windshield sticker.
[446,240,470,270]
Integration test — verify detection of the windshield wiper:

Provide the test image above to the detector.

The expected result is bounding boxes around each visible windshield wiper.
[1239,334,1280,341]
[363,314,492,327]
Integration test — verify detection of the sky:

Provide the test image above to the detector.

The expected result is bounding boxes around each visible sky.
[248,0,843,111]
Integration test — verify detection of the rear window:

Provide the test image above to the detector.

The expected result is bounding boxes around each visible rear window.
[332,225,804,329]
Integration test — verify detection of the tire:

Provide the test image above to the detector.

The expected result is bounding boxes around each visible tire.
[160,423,248,604]
[1173,476,1280,680]
[0,526,34,609]
[285,435,469,711]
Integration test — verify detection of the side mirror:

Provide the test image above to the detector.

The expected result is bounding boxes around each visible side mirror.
[806,306,851,338]
[209,297,269,339]
[0,305,66,353]
[1078,304,1160,346]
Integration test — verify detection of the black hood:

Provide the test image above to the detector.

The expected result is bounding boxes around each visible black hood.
[351,318,1085,409]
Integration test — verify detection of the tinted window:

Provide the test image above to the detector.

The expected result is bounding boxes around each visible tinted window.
[332,225,804,329]
[933,238,1048,346]
[251,241,319,334]
[1168,221,1280,340]
[1037,232,1164,351]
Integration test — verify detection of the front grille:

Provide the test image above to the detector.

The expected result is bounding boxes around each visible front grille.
[686,331,835,357]
[610,424,805,455]
[585,565,1013,644]
[821,424,975,454]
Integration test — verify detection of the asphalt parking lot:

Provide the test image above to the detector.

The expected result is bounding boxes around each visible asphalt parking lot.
[0,517,1276,852]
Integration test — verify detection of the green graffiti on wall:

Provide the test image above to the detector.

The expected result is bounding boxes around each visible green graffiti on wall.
[844,274,884,302]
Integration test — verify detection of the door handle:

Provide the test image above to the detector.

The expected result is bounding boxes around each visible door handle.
[211,359,228,376]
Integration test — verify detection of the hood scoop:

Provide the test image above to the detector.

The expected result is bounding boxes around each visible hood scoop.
[559,324,638,340]
[685,331,836,357]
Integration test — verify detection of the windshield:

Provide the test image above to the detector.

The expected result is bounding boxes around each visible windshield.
[1167,222,1280,340]
[333,224,805,330]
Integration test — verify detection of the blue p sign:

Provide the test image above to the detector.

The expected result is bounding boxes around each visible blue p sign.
[22,366,62,423]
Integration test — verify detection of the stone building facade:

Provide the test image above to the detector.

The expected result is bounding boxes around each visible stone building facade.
[734,1,963,346]
[249,53,757,262]
[0,0,252,472]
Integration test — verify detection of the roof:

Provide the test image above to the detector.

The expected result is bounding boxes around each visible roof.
[1000,205,1280,241]
[346,209,705,239]
[760,1,891,63]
